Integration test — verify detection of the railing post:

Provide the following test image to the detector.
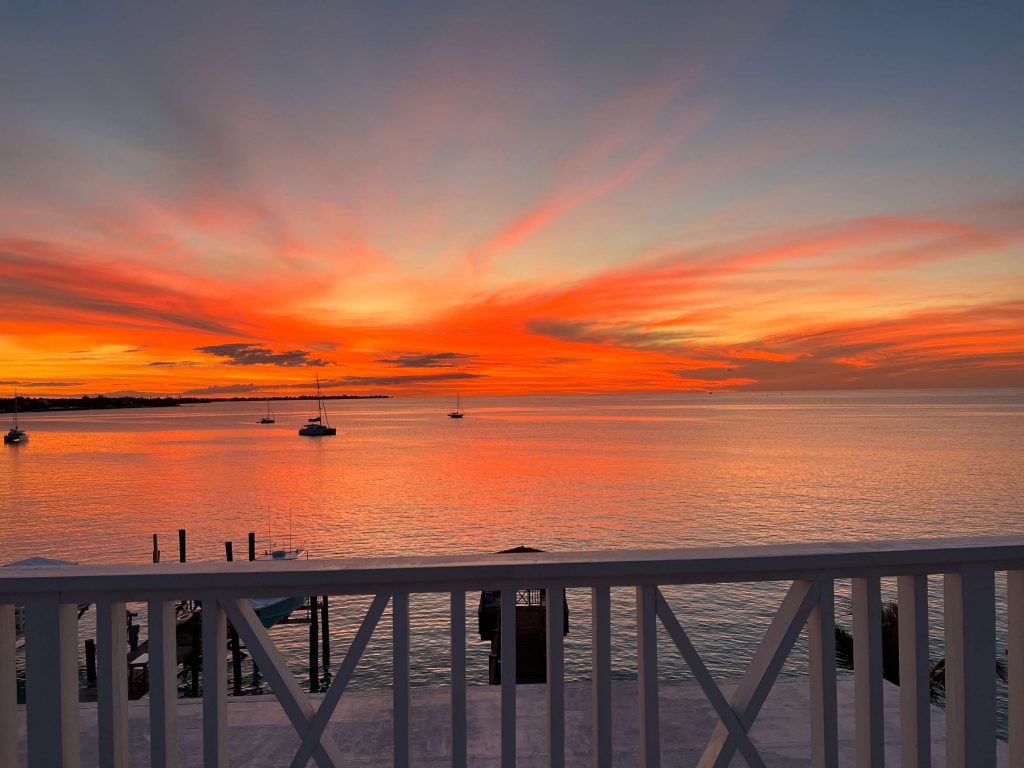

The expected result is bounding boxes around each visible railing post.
[807,579,838,768]
[637,584,660,768]
[852,577,884,768]
[546,586,565,768]
[1009,570,1024,768]
[202,599,227,767]
[501,588,517,768]
[944,566,996,768]
[451,591,467,768]
[149,600,179,768]
[97,600,129,768]
[591,586,612,768]
[897,575,930,768]
[0,604,16,768]
[393,591,410,768]
[25,595,79,768]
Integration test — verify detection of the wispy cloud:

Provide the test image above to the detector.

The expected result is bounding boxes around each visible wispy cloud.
[181,383,264,395]
[320,373,483,388]
[0,380,83,387]
[377,352,476,368]
[195,343,329,367]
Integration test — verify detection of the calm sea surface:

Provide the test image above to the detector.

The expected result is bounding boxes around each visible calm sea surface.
[2,389,1022,718]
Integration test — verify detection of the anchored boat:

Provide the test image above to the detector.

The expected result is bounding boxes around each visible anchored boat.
[448,392,465,419]
[4,390,27,444]
[299,373,336,436]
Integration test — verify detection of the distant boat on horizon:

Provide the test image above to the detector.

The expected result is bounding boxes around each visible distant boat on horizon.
[448,392,465,419]
[4,390,27,444]
[299,373,337,436]
[258,400,275,424]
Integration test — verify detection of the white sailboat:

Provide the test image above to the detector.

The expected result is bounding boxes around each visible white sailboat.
[4,390,27,444]
[299,373,336,436]
[448,392,465,419]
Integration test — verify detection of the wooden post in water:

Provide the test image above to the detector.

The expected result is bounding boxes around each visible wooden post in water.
[309,596,319,691]
[230,628,242,697]
[84,639,97,684]
[321,595,330,667]
[248,532,256,561]
[224,541,233,562]
[190,611,200,698]
[152,533,160,563]
[178,529,187,563]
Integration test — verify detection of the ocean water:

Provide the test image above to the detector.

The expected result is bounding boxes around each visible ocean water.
[2,389,1022,719]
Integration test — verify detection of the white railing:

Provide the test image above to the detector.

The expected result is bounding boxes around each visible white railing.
[1,535,1023,767]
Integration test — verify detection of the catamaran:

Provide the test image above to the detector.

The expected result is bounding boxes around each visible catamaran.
[4,391,27,444]
[448,392,464,419]
[299,373,336,436]
[258,400,275,424]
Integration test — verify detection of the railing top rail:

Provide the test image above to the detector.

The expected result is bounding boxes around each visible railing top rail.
[2,535,1023,601]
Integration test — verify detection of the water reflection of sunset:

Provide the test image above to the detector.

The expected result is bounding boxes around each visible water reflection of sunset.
[3,392,1021,566]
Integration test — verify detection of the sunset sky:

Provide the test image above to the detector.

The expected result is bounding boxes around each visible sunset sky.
[1,2,1021,396]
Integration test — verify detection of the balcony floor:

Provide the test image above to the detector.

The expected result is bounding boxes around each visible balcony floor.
[14,677,1009,766]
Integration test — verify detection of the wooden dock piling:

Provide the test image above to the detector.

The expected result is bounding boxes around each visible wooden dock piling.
[178,529,187,563]
[321,595,330,666]
[309,596,319,691]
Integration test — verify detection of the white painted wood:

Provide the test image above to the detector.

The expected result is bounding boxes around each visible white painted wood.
[852,577,884,768]
[944,567,996,768]
[655,590,765,767]
[897,574,930,768]
[222,599,343,768]
[4,535,1024,601]
[546,587,565,768]
[637,584,660,768]
[393,592,411,768]
[450,591,468,768]
[0,604,17,768]
[201,599,227,767]
[97,600,129,768]
[1,538,1021,767]
[501,588,517,768]
[699,580,817,768]
[148,600,179,768]
[1009,571,1024,768]
[25,595,79,768]
[807,579,838,768]
[591,586,612,768]
[292,593,389,768]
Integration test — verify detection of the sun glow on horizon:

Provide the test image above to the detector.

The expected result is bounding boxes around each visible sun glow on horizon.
[0,3,1022,397]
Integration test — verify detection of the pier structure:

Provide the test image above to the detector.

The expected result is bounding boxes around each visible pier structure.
[1,536,1022,767]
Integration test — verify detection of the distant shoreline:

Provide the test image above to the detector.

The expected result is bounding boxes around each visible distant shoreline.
[0,394,390,414]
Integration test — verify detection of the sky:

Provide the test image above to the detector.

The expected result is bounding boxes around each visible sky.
[0,1,1022,396]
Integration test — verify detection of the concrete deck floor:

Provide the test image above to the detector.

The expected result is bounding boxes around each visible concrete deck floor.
[15,678,1009,766]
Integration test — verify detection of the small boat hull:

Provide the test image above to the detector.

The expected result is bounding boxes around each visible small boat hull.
[299,425,336,436]
[250,596,303,628]
[448,412,463,419]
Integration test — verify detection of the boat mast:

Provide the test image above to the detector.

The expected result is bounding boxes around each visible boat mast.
[12,389,18,429]
[316,372,329,427]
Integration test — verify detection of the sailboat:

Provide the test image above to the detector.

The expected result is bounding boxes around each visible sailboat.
[4,391,27,444]
[448,392,465,419]
[258,400,275,424]
[298,373,336,436]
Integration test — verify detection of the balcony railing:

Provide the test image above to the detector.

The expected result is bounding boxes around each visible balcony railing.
[1,535,1022,767]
